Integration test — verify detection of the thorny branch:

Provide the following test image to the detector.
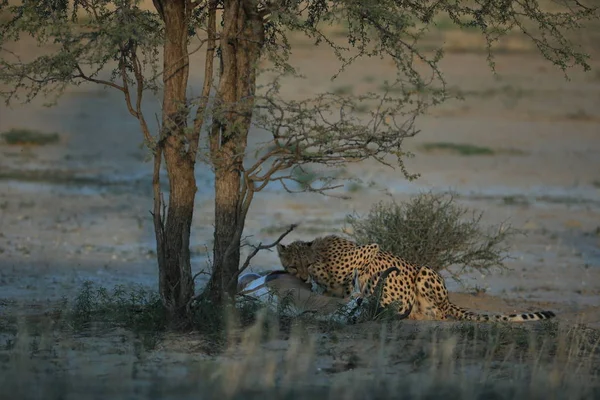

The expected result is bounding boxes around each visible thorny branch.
[225,223,299,293]
[242,80,422,197]
[74,64,125,92]
[188,223,299,307]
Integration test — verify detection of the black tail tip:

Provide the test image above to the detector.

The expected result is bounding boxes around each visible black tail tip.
[539,310,556,319]
[520,311,557,320]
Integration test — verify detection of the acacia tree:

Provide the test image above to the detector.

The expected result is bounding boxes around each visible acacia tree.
[0,0,597,325]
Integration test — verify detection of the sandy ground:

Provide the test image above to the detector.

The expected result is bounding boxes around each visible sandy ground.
[1,38,599,319]
[0,20,599,398]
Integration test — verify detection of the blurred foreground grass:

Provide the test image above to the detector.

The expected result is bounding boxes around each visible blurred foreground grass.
[1,289,599,400]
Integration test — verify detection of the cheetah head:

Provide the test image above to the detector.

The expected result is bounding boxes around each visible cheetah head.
[276,240,318,281]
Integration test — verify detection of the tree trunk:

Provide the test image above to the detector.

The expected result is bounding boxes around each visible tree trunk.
[153,0,195,328]
[204,0,264,304]
[209,166,243,305]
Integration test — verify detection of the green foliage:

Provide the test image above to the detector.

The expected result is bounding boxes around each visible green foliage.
[0,0,596,193]
[1,128,60,145]
[0,0,163,104]
[345,192,519,279]
[1,0,596,160]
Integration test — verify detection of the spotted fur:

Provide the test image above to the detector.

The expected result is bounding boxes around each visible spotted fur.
[277,235,556,322]
[276,235,380,297]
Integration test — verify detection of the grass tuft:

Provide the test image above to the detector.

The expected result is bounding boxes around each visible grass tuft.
[1,128,60,146]
[420,142,496,156]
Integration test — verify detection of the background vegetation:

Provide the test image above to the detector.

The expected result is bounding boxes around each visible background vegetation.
[345,192,519,281]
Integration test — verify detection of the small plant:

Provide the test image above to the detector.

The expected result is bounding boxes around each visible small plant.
[565,108,593,121]
[345,192,519,280]
[353,103,370,113]
[70,281,166,335]
[503,195,530,206]
[346,181,363,193]
[331,84,353,95]
[362,75,376,83]
[1,128,60,146]
[420,142,495,156]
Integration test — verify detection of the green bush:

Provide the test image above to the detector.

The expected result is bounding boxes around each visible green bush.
[345,192,519,280]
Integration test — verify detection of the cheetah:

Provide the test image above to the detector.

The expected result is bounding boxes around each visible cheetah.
[277,235,556,322]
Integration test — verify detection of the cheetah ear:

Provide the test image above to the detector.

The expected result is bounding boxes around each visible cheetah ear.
[276,243,285,253]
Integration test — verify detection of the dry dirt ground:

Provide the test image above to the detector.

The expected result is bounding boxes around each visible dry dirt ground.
[0,20,600,399]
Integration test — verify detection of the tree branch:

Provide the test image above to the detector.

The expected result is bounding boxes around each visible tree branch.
[190,0,217,160]
[152,0,165,21]
[225,223,298,293]
[119,54,141,120]
[74,65,125,92]
[129,45,154,146]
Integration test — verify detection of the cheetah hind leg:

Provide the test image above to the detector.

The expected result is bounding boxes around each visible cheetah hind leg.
[412,269,447,321]
[409,294,445,321]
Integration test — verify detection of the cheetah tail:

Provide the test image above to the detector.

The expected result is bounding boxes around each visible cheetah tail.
[447,303,556,322]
